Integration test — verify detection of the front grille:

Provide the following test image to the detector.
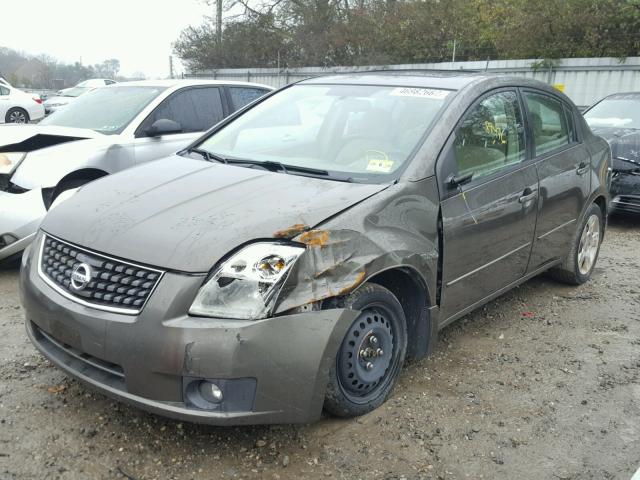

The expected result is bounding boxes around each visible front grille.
[39,234,164,314]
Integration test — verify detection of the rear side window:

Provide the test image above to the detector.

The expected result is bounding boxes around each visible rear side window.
[0,87,9,96]
[142,87,224,134]
[524,92,571,156]
[453,90,526,181]
[229,87,268,110]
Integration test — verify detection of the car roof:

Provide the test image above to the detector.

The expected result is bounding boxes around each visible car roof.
[109,79,274,90]
[601,92,640,101]
[299,71,487,90]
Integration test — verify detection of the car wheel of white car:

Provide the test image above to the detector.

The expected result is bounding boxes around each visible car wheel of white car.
[5,107,29,124]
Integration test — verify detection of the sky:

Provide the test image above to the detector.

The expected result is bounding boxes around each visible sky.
[1,0,213,78]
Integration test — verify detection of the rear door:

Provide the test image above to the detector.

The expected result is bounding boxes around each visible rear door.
[133,86,227,164]
[522,90,590,271]
[438,89,539,321]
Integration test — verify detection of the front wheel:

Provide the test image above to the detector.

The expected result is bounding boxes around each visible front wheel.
[549,203,603,285]
[324,283,407,418]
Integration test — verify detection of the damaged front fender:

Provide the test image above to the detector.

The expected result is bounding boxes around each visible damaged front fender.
[273,178,441,314]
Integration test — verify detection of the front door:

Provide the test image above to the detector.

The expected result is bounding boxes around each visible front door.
[133,86,226,164]
[437,90,539,321]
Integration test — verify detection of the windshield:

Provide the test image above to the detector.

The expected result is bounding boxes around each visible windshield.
[59,87,90,98]
[40,86,165,135]
[585,96,640,129]
[197,84,451,182]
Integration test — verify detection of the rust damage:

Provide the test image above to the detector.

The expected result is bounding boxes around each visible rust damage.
[273,223,310,239]
[275,229,384,313]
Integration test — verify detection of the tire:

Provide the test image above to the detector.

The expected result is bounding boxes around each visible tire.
[5,107,29,124]
[548,203,603,285]
[324,283,408,418]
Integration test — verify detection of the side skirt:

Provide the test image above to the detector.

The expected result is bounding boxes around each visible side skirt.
[438,259,561,331]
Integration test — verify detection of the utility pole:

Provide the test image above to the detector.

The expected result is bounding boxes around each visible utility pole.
[216,0,222,45]
[452,38,456,63]
[169,55,174,79]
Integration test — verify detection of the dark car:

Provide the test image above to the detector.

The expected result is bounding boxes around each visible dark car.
[20,73,611,425]
[584,92,640,214]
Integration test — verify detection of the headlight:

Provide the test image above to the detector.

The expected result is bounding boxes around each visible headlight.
[189,243,305,320]
[0,152,26,175]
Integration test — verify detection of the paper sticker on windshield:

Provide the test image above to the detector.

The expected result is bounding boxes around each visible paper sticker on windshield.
[390,87,450,100]
[366,151,394,173]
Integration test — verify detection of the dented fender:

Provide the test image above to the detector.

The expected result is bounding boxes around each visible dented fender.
[274,178,441,313]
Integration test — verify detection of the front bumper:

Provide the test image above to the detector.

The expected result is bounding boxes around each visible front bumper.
[0,188,46,260]
[610,172,640,214]
[20,237,358,425]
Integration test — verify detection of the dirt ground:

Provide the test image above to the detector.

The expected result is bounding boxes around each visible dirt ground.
[1,216,639,480]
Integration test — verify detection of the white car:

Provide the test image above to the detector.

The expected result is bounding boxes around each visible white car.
[44,78,117,115]
[0,79,273,262]
[0,84,45,124]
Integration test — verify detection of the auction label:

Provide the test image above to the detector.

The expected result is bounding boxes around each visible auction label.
[390,87,450,99]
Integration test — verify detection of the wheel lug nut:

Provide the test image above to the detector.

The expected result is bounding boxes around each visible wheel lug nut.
[360,349,368,358]
[370,336,378,346]
[365,362,374,371]
[376,348,383,356]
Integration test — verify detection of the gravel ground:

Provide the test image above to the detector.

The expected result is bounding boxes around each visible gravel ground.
[1,216,639,480]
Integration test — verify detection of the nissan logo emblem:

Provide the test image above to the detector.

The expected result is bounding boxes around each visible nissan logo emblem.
[70,263,92,291]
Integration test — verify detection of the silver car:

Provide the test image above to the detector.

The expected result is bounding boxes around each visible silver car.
[0,79,273,263]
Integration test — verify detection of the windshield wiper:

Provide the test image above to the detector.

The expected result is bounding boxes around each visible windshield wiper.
[188,148,228,164]
[615,156,640,166]
[224,158,330,177]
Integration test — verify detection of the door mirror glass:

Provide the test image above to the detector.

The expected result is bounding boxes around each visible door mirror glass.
[453,91,526,181]
[146,118,182,137]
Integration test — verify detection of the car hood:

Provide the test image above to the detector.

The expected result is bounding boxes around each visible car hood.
[41,156,390,272]
[43,96,73,106]
[591,126,640,172]
[0,124,103,151]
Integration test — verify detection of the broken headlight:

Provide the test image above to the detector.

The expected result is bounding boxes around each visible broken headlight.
[189,243,305,320]
[0,152,26,175]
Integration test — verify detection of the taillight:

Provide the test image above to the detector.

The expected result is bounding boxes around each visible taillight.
[33,97,42,104]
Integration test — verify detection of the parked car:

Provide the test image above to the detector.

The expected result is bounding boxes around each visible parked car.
[44,78,118,114]
[0,79,273,262]
[584,92,640,214]
[0,84,44,124]
[20,73,610,425]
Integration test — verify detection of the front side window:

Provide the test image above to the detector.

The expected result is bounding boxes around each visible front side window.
[0,87,8,96]
[141,87,224,135]
[197,84,451,182]
[229,87,269,110]
[40,86,165,135]
[453,91,526,180]
[524,92,570,156]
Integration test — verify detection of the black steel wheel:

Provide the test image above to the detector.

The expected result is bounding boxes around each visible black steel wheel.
[324,283,407,418]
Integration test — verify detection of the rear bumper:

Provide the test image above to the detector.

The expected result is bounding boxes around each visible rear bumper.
[0,189,46,260]
[20,236,357,425]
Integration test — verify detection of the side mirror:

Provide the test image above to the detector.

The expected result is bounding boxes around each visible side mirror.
[146,119,182,137]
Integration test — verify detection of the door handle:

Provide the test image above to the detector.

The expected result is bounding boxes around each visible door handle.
[519,187,537,204]
[576,162,589,176]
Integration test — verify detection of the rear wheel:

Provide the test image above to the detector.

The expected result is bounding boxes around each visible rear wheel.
[5,107,29,124]
[549,203,603,285]
[324,283,407,418]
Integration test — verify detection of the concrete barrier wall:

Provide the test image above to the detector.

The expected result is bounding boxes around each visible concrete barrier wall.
[186,57,640,108]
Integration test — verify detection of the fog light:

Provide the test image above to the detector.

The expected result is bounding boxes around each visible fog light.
[199,381,223,403]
